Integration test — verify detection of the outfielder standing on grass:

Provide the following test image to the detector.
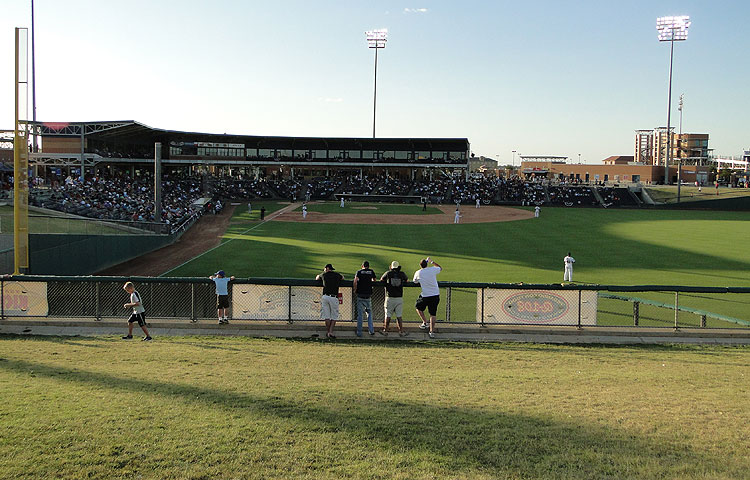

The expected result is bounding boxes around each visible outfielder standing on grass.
[413,257,442,339]
[210,270,235,324]
[563,252,575,282]
[122,281,152,341]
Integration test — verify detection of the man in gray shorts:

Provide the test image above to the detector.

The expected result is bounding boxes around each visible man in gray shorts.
[380,261,408,336]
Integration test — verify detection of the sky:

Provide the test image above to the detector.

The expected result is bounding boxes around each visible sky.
[1,0,748,164]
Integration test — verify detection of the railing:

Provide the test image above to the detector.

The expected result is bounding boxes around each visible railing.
[2,276,749,329]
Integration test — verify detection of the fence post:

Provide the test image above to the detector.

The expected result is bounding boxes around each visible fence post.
[445,287,451,323]
[674,291,680,330]
[577,289,582,329]
[287,285,293,323]
[190,283,196,322]
[95,282,101,321]
[700,314,706,328]
[1,280,4,321]
[480,288,485,327]
[633,301,640,326]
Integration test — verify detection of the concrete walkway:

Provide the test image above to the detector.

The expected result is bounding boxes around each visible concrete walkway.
[2,318,749,345]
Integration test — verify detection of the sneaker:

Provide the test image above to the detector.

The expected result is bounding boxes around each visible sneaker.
[223,319,230,324]
[419,323,428,330]
[428,332,435,339]
[369,331,375,336]
[121,335,133,339]
[142,336,152,341]
[218,319,224,324]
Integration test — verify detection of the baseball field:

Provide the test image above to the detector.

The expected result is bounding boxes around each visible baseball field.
[2,201,750,478]
[163,201,750,327]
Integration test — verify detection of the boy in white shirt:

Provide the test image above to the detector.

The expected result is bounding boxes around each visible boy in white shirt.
[122,282,152,341]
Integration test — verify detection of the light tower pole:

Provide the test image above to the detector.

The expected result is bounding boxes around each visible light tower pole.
[656,15,691,185]
[365,29,387,138]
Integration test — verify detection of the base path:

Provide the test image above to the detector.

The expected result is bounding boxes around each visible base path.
[272,204,533,224]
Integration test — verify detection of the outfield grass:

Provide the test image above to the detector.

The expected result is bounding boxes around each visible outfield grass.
[301,202,442,215]
[0,335,748,479]
[646,186,750,203]
[166,203,750,325]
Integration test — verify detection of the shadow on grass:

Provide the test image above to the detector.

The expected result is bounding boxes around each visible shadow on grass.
[0,356,740,478]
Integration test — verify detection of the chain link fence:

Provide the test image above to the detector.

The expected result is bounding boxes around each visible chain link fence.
[2,276,749,330]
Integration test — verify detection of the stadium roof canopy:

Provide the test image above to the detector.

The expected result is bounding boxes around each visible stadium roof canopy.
[36,120,469,151]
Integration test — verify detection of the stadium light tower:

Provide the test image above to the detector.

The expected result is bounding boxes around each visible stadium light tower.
[365,29,387,138]
[656,15,691,185]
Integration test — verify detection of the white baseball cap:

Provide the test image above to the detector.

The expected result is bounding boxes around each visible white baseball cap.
[391,261,399,269]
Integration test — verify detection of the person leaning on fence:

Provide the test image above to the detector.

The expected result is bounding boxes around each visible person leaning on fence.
[316,263,344,339]
[122,281,152,341]
[380,260,408,336]
[413,257,442,339]
[210,270,235,324]
[353,260,377,337]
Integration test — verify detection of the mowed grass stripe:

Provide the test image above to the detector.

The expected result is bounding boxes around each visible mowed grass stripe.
[0,336,748,479]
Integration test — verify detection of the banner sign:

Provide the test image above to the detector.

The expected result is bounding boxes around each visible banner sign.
[3,281,48,316]
[232,285,353,321]
[479,289,597,325]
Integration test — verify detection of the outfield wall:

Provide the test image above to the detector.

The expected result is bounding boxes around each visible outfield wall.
[2,276,749,331]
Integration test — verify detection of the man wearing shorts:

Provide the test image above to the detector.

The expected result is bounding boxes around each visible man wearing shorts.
[380,260,408,336]
[122,281,152,341]
[210,270,235,324]
[413,257,442,338]
[316,264,344,339]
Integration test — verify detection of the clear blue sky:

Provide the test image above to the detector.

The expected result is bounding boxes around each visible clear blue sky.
[2,0,748,163]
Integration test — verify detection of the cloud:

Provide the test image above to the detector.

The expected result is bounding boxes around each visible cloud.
[403,8,428,14]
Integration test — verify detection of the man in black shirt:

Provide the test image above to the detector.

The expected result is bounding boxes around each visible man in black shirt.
[316,264,344,339]
[380,260,408,336]
[353,260,376,337]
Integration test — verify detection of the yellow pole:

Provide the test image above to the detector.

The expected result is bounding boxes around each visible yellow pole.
[14,28,29,274]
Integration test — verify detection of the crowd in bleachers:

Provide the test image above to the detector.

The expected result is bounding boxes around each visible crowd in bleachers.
[30,172,204,226]
[373,177,412,196]
[548,185,598,207]
[307,177,343,199]
[340,174,378,195]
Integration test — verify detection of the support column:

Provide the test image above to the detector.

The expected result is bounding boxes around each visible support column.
[154,142,162,223]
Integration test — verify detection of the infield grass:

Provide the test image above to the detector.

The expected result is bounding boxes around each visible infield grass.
[301,202,442,215]
[1,335,748,479]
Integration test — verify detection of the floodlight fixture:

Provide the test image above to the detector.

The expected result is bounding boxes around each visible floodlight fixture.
[366,29,388,49]
[657,16,690,42]
[656,15,691,185]
[365,29,388,138]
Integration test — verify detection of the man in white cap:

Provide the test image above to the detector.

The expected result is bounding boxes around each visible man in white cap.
[380,260,409,336]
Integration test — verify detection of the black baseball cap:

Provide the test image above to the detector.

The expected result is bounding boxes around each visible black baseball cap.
[362,260,369,267]
[325,264,335,270]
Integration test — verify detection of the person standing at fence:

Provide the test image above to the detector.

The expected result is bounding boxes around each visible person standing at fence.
[380,260,408,336]
[260,206,266,220]
[563,252,575,282]
[353,260,377,337]
[210,270,235,324]
[316,263,344,339]
[413,257,442,339]
[122,281,152,341]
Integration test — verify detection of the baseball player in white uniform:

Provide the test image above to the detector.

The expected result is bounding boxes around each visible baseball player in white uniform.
[563,252,575,282]
[475,198,480,208]
[454,208,461,224]
[340,197,345,208]
[534,205,540,218]
[302,203,307,219]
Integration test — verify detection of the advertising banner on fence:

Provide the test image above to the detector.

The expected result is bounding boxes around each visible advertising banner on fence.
[232,285,353,321]
[478,289,597,325]
[3,281,48,316]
